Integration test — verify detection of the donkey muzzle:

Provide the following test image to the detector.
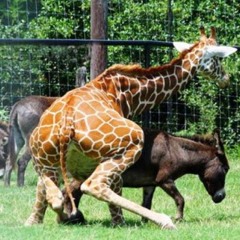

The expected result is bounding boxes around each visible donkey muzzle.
[212,189,226,203]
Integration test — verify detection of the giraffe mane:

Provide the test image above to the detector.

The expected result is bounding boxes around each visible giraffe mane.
[102,42,200,78]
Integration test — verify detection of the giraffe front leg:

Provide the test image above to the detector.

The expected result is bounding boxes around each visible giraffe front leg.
[82,171,175,229]
[25,177,47,226]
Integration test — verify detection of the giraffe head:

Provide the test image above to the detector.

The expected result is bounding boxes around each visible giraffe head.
[173,27,237,88]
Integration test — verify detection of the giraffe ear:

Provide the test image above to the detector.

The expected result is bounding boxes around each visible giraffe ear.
[205,46,237,58]
[173,42,194,52]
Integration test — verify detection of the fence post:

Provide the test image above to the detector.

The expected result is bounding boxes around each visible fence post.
[90,0,108,80]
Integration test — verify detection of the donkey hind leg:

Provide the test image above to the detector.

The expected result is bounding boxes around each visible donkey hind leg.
[17,148,31,187]
[160,180,185,221]
[108,174,125,226]
[4,126,25,186]
[4,160,13,186]
[81,141,175,229]
[61,179,85,225]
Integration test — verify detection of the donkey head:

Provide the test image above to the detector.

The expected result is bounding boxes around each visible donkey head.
[173,27,237,88]
[199,129,229,203]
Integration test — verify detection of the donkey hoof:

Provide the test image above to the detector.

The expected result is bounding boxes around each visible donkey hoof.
[61,210,85,225]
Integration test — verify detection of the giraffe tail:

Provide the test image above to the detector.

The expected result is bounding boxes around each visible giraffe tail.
[59,109,78,217]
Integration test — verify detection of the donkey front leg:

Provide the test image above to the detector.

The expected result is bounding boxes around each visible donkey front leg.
[160,180,185,221]
[141,186,156,222]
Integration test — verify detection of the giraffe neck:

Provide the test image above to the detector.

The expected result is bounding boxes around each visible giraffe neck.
[90,42,204,118]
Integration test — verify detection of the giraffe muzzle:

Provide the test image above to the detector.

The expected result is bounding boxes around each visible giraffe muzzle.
[218,74,230,88]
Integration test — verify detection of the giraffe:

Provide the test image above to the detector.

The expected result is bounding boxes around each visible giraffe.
[25,27,236,229]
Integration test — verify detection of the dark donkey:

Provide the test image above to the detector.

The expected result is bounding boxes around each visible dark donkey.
[4,95,57,186]
[0,121,9,177]
[63,128,229,222]
[4,68,87,186]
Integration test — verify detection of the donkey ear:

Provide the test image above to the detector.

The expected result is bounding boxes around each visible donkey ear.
[173,42,194,52]
[213,128,224,153]
[206,46,237,58]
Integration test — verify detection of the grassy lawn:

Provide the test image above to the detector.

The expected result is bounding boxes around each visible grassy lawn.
[0,148,240,240]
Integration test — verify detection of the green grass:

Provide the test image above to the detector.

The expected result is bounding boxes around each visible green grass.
[1,149,240,240]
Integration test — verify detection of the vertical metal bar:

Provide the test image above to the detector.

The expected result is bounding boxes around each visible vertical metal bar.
[142,45,151,128]
[166,0,174,132]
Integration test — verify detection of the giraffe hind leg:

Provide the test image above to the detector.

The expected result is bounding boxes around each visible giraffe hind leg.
[25,177,48,226]
[80,140,176,229]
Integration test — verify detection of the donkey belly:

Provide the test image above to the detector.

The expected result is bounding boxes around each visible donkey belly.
[122,167,157,188]
[66,142,100,181]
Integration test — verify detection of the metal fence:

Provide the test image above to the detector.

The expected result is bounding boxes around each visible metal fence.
[0,0,240,145]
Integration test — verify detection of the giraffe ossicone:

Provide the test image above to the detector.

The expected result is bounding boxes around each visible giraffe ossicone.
[25,27,236,229]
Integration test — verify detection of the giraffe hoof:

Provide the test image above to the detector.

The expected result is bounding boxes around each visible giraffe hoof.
[61,210,86,225]
[24,215,43,226]
[162,222,177,230]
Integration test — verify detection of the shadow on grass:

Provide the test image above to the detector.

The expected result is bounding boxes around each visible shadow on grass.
[61,218,146,228]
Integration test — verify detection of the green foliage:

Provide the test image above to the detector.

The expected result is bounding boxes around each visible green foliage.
[0,108,9,122]
[0,0,239,146]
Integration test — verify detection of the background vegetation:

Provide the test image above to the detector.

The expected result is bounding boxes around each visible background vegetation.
[0,0,239,145]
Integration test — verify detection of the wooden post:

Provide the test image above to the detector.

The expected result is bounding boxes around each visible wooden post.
[90,0,108,80]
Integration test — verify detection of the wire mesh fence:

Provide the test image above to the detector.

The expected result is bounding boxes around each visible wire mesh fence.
[0,0,239,145]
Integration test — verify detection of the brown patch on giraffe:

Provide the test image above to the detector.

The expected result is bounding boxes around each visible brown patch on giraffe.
[119,77,130,92]
[145,80,156,94]
[175,65,184,79]
[103,133,118,144]
[78,102,96,115]
[120,94,130,117]
[79,136,93,152]
[183,60,191,70]
[173,85,180,93]
[190,66,197,76]
[114,127,131,141]
[164,76,171,91]
[99,123,114,133]
[50,101,64,112]
[130,80,141,95]
[169,75,177,89]
[88,130,105,142]
[155,92,166,104]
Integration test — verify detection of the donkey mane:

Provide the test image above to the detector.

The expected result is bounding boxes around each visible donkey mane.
[100,42,199,78]
[181,133,216,147]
